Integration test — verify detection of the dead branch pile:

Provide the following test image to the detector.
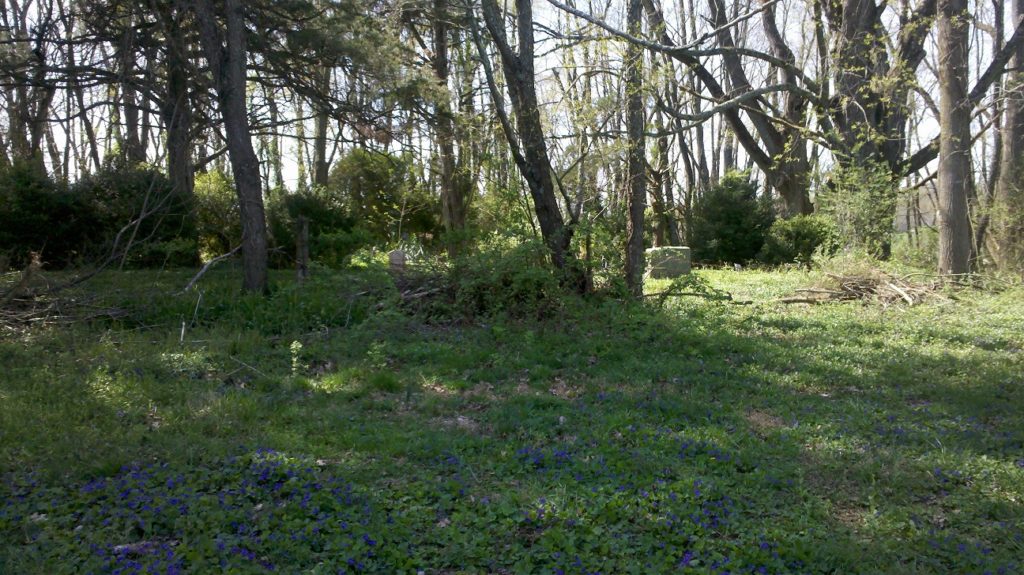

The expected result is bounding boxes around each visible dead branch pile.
[779,271,948,306]
[389,263,456,315]
[1,255,130,333]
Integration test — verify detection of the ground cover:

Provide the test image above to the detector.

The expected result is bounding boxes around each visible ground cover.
[1,268,1022,574]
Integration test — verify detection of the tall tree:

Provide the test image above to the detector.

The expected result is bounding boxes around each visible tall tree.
[993,0,1024,270]
[477,0,575,271]
[624,0,646,296]
[433,0,468,254]
[936,0,972,275]
[194,0,269,292]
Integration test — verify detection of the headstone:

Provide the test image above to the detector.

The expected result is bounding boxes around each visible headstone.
[388,249,407,274]
[645,246,691,278]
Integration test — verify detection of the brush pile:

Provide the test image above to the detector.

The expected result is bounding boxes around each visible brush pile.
[780,271,948,306]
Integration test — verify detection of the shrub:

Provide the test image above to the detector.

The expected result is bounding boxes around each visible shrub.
[265,186,373,269]
[327,149,440,245]
[0,161,92,268]
[690,171,774,264]
[444,236,565,320]
[818,160,899,258]
[70,166,197,267]
[194,169,241,259]
[760,214,839,266]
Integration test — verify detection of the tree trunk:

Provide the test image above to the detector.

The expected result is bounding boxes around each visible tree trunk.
[195,0,269,293]
[479,0,572,270]
[625,0,646,296]
[993,0,1024,270]
[312,69,330,187]
[162,7,197,263]
[937,0,972,276]
[434,0,466,255]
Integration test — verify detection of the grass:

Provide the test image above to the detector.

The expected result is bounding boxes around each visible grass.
[1,266,1022,574]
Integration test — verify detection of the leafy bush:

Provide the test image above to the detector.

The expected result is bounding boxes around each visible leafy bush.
[70,166,197,267]
[0,162,195,268]
[443,236,564,320]
[818,160,899,258]
[313,228,376,268]
[760,214,838,266]
[690,171,774,264]
[194,169,240,259]
[327,148,440,245]
[266,186,372,269]
[0,161,93,267]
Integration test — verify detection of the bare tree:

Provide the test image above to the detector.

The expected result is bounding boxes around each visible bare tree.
[993,0,1024,270]
[477,0,576,272]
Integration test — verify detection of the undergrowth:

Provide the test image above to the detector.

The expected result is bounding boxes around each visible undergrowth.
[1,265,1022,574]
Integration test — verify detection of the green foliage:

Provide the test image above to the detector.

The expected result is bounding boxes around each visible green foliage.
[2,269,1022,574]
[690,171,775,264]
[891,228,939,270]
[449,236,565,320]
[266,185,371,269]
[0,162,196,268]
[760,214,839,266]
[818,160,899,258]
[70,166,197,267]
[0,161,92,267]
[328,148,440,245]
[194,169,240,259]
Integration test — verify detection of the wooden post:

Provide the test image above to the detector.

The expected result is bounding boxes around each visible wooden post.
[296,216,310,283]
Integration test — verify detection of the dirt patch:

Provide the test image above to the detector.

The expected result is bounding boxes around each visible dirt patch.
[745,409,785,437]
[549,377,582,399]
[433,415,482,434]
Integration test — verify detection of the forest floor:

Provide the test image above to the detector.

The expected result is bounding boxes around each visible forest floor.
[1,267,1022,574]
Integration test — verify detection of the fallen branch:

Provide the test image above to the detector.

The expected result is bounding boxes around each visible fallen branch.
[779,270,947,306]
[179,245,242,293]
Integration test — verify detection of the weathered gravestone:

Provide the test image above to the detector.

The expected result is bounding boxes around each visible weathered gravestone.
[645,246,691,278]
[388,249,407,274]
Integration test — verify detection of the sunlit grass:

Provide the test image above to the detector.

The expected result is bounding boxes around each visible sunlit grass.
[1,267,1022,573]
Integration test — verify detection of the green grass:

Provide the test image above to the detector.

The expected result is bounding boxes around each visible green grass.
[1,267,1022,574]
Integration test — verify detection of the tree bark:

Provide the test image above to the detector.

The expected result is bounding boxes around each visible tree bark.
[993,0,1024,270]
[195,0,269,293]
[312,69,330,187]
[434,0,466,255]
[479,0,573,270]
[937,0,972,275]
[625,0,646,297]
[161,4,197,262]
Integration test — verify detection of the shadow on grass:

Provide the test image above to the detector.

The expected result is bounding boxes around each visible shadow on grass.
[1,273,1022,574]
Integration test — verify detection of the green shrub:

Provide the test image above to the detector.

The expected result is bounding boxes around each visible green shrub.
[313,228,375,268]
[447,236,565,320]
[266,186,372,269]
[0,163,194,268]
[194,169,241,259]
[818,160,899,258]
[690,171,774,264]
[760,214,839,266]
[0,161,92,267]
[70,166,197,267]
[327,149,440,245]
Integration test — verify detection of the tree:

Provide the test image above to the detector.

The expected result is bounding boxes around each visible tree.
[624,0,646,296]
[993,0,1024,270]
[194,0,269,292]
[936,0,972,275]
[476,0,576,273]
